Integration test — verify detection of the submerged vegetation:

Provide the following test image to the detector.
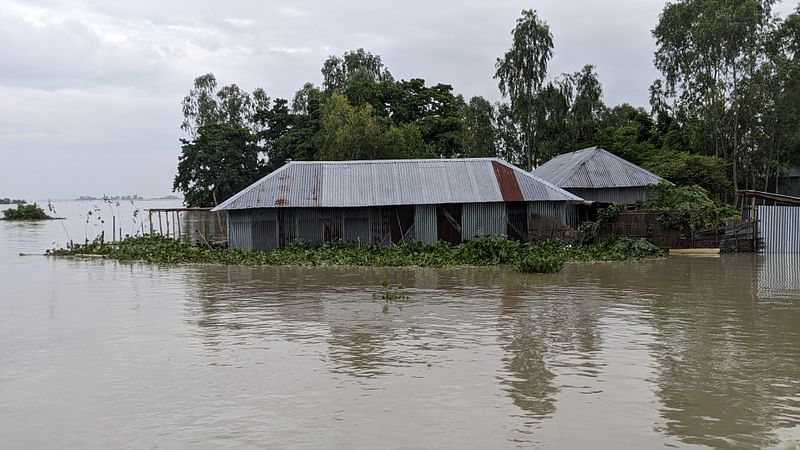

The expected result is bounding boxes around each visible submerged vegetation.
[48,235,662,274]
[2,203,53,220]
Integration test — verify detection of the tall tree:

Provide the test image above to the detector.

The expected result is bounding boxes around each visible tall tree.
[321,48,393,92]
[652,0,777,195]
[495,9,554,169]
[461,96,498,157]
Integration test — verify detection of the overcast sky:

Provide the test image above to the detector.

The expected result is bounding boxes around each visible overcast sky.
[1,0,795,200]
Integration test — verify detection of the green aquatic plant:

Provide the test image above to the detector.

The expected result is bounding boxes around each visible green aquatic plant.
[374,281,409,313]
[48,235,663,274]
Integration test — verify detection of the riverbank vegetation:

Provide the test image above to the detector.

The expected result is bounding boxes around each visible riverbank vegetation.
[172,2,800,208]
[2,203,53,220]
[48,235,663,274]
[0,198,25,205]
[645,183,740,230]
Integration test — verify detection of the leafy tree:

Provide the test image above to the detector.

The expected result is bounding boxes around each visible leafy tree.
[317,93,384,160]
[173,124,262,207]
[181,73,220,137]
[322,48,393,92]
[461,96,498,157]
[644,151,732,200]
[495,9,554,169]
[382,123,435,159]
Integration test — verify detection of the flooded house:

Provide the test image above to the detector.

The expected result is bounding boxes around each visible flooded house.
[212,158,584,251]
[533,146,664,205]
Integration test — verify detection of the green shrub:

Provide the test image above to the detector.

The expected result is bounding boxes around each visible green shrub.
[645,182,739,230]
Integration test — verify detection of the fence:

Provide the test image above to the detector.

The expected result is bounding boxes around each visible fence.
[595,211,756,250]
[147,208,227,246]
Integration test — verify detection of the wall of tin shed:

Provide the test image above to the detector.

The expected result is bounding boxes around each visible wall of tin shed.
[528,201,570,226]
[462,203,506,241]
[414,205,437,244]
[236,207,395,249]
[758,205,800,253]
[251,209,278,250]
[568,187,649,205]
[227,210,253,251]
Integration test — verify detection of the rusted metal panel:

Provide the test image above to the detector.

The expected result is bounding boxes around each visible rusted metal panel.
[759,205,800,253]
[462,203,506,241]
[534,147,663,189]
[414,204,437,244]
[491,161,524,202]
[214,158,581,211]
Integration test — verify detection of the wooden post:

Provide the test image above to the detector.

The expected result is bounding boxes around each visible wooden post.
[158,212,163,236]
[176,211,182,241]
[112,216,116,242]
[149,211,153,235]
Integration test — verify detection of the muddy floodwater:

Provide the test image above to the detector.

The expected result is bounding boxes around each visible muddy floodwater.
[1,201,800,449]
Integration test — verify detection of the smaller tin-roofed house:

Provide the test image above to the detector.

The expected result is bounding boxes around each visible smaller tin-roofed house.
[533,146,665,205]
[212,158,584,251]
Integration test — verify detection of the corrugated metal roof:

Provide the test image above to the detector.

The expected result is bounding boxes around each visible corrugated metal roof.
[213,158,582,211]
[533,146,664,189]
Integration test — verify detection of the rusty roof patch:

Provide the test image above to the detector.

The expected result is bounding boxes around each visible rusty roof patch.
[492,160,524,202]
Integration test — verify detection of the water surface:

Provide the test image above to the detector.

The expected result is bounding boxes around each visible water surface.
[1,200,799,449]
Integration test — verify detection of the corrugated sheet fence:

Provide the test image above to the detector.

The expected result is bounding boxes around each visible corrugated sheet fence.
[758,205,800,253]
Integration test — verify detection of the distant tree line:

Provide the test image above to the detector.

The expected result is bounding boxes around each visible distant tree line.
[174,1,800,207]
[0,198,26,205]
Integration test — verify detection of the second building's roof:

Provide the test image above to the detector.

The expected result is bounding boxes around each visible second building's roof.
[213,158,583,210]
[533,146,664,189]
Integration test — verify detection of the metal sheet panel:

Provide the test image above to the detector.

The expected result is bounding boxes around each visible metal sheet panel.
[295,208,323,246]
[414,204,437,244]
[759,205,800,253]
[214,158,580,211]
[251,209,277,250]
[529,202,568,226]
[462,203,506,241]
[227,210,252,251]
[568,187,649,205]
[534,147,664,189]
[343,208,372,243]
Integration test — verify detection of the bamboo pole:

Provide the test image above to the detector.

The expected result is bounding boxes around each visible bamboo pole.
[112,216,116,242]
[149,211,153,235]
[176,211,182,241]
[158,212,163,236]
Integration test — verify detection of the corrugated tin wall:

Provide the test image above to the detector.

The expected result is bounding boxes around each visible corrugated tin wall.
[414,205,437,244]
[462,203,506,240]
[758,205,800,253]
[568,187,649,205]
[228,210,253,251]
[251,209,277,250]
[227,201,578,251]
[529,201,569,226]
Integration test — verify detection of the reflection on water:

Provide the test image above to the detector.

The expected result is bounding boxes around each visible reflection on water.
[758,253,800,303]
[2,212,800,448]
